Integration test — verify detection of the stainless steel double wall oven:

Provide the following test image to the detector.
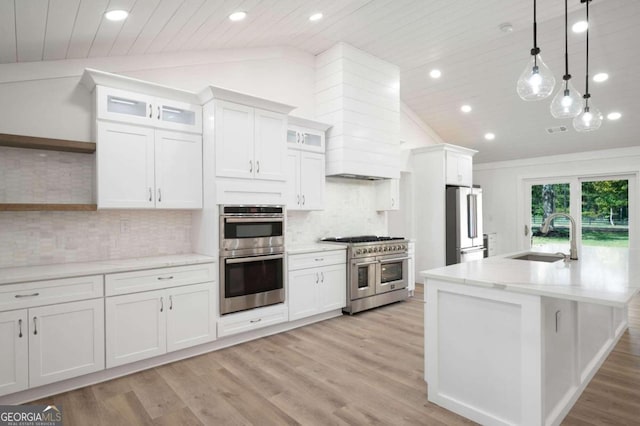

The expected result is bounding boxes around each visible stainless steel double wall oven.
[219,206,285,315]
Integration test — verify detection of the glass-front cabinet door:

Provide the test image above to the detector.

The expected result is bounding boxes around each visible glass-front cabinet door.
[155,97,202,133]
[97,86,155,127]
[286,125,325,153]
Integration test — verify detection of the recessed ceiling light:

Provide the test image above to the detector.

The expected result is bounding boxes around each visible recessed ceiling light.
[572,21,588,33]
[460,105,472,113]
[498,22,513,33]
[593,72,609,82]
[484,133,496,141]
[105,10,128,21]
[229,11,247,21]
[309,13,323,21]
[429,69,441,79]
[607,112,621,120]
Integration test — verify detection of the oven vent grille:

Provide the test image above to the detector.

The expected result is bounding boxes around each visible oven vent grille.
[546,125,569,134]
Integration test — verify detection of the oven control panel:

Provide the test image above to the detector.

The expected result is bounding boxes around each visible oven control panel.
[353,242,408,258]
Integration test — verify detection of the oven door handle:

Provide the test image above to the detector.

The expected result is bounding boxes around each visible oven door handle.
[224,217,283,224]
[379,256,411,263]
[353,260,379,266]
[225,254,284,264]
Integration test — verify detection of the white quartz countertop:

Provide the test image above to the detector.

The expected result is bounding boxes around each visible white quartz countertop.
[0,254,216,285]
[420,247,640,307]
[287,243,347,255]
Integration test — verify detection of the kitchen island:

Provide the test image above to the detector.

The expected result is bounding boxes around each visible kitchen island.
[420,247,640,426]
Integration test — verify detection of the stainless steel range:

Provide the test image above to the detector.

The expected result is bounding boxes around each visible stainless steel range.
[321,236,410,314]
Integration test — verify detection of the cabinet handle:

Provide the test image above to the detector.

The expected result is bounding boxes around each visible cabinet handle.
[157,106,161,120]
[297,194,300,205]
[555,310,561,333]
[158,188,162,202]
[302,195,305,205]
[250,318,262,323]
[301,133,306,144]
[316,273,319,284]
[256,161,260,173]
[14,292,39,298]
[148,104,152,118]
[160,297,164,313]
[391,198,395,207]
[315,258,324,261]
[321,272,324,283]
[296,132,300,143]
[149,187,153,202]
[18,319,23,338]
[249,160,253,173]
[169,295,173,310]
[157,276,174,280]
[33,317,37,335]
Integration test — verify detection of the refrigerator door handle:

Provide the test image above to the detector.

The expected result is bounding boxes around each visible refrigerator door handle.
[467,194,478,239]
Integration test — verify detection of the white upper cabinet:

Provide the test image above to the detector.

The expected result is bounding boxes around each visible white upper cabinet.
[445,150,473,187]
[286,117,331,211]
[97,122,202,209]
[155,130,203,209]
[287,126,325,153]
[376,179,400,211]
[254,108,287,181]
[215,101,255,180]
[99,86,155,127]
[97,122,155,209]
[214,101,286,182]
[154,97,201,133]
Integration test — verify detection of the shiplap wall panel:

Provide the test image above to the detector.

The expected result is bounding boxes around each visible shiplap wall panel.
[0,0,17,63]
[42,0,81,61]
[14,0,49,62]
[109,0,161,57]
[66,0,109,59]
[316,43,400,179]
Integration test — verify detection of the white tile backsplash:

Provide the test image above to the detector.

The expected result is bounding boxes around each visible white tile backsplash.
[286,177,387,245]
[0,147,94,204]
[0,146,192,268]
[0,210,192,268]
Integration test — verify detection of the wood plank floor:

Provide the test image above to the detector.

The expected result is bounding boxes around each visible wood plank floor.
[32,286,640,425]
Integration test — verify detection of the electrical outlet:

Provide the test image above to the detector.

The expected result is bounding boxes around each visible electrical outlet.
[120,220,130,234]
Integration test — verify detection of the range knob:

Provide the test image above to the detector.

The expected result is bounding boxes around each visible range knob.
[383,246,388,252]
[367,248,373,253]
[355,249,362,255]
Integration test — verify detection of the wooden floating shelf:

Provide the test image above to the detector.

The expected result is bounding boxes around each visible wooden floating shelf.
[0,133,96,154]
[0,204,98,212]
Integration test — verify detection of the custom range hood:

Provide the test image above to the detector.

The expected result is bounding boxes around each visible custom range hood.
[316,43,401,180]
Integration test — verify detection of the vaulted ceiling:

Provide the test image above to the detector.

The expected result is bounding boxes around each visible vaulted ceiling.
[0,0,637,162]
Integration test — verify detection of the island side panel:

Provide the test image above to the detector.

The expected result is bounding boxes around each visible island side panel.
[425,278,543,426]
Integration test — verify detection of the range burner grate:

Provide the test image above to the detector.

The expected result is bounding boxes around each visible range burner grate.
[322,235,405,244]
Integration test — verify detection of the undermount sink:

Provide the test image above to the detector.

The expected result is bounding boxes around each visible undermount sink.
[509,252,565,263]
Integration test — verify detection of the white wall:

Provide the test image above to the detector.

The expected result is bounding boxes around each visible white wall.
[474,147,640,255]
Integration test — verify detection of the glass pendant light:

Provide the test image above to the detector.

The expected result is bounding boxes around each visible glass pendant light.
[573,0,603,131]
[550,0,582,118]
[517,0,555,100]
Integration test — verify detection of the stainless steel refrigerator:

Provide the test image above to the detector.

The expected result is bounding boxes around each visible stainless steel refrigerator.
[446,186,484,265]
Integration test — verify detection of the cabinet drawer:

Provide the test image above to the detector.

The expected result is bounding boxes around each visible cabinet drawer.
[0,276,103,312]
[288,250,346,271]
[105,263,215,296]
[217,304,288,338]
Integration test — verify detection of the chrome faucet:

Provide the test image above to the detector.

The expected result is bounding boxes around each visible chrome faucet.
[541,212,578,260]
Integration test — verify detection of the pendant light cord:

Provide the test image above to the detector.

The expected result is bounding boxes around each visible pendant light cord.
[532,0,539,66]
[563,0,570,86]
[584,0,591,107]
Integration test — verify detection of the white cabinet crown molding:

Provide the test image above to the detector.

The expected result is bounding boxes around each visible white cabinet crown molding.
[288,116,332,132]
[411,143,477,157]
[80,68,200,105]
[199,86,296,114]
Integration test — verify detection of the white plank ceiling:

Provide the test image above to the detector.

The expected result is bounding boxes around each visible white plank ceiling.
[0,0,637,162]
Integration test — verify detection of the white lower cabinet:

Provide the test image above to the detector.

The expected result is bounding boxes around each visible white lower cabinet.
[29,299,105,388]
[106,283,215,368]
[0,310,28,396]
[0,299,104,396]
[288,250,346,321]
